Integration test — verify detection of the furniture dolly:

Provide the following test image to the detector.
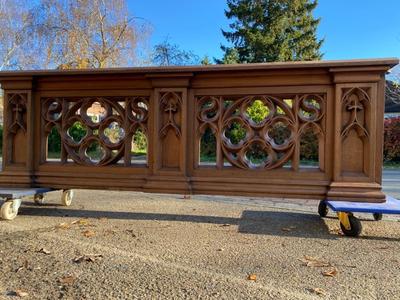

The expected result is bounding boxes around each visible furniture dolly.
[0,188,73,220]
[318,195,400,237]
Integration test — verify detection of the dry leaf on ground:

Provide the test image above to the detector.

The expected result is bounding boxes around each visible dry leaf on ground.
[59,275,76,285]
[300,255,331,267]
[82,230,95,238]
[56,222,71,230]
[104,229,116,235]
[15,260,29,273]
[15,289,29,297]
[125,229,137,237]
[37,248,51,255]
[73,254,103,263]
[247,274,257,281]
[311,287,327,296]
[72,219,90,226]
[322,267,338,277]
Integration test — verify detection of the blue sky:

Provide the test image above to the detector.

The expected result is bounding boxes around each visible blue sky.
[130,0,400,61]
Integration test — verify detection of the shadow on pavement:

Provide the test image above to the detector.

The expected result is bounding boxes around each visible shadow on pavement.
[18,204,341,240]
[18,202,400,241]
[239,210,333,239]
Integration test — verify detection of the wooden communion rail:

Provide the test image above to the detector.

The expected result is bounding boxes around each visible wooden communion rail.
[0,58,397,203]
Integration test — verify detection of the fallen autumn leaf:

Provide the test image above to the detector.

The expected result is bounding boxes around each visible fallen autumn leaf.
[300,255,331,268]
[311,287,326,296]
[56,222,71,229]
[322,267,338,277]
[82,230,95,238]
[59,275,76,285]
[15,289,29,298]
[247,274,257,281]
[73,254,103,263]
[38,248,51,255]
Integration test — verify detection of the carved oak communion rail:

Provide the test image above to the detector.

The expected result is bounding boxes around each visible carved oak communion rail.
[0,59,397,203]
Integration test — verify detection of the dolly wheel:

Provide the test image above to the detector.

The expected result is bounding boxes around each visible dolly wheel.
[61,190,74,207]
[1,199,22,221]
[340,214,362,237]
[318,201,328,217]
[34,194,45,205]
[373,213,383,221]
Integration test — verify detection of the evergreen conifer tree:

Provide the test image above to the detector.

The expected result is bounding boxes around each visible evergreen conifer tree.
[220,0,323,63]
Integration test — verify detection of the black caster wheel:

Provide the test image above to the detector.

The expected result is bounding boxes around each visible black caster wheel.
[340,214,362,237]
[318,201,328,217]
[34,194,45,205]
[373,213,383,221]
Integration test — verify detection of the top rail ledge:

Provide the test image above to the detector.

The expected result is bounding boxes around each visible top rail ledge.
[0,58,397,77]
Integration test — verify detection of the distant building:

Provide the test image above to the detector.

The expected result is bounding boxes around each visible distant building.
[86,102,107,122]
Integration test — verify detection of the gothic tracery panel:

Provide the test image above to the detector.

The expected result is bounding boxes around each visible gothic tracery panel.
[196,94,326,170]
[42,96,149,166]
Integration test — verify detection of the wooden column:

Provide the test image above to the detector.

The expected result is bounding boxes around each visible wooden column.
[0,77,35,185]
[144,73,193,194]
[327,67,387,202]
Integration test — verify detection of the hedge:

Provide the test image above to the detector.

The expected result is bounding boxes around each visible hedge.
[384,116,400,162]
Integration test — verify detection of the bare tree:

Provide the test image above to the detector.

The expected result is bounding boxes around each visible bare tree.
[152,39,199,66]
[35,0,151,69]
[0,0,37,70]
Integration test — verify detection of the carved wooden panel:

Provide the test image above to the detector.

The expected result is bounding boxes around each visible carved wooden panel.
[340,87,370,175]
[41,96,149,166]
[196,94,325,170]
[159,92,182,138]
[158,91,183,169]
[5,92,28,164]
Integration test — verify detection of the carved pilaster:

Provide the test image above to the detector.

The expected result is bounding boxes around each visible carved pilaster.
[328,77,385,202]
[156,90,185,170]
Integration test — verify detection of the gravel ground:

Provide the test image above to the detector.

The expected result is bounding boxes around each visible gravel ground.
[1,190,400,300]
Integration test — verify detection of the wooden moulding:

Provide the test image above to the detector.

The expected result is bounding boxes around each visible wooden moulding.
[0,58,398,203]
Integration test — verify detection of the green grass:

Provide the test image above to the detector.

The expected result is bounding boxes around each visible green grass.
[383,161,400,169]
[200,154,216,162]
[47,150,148,160]
[48,151,61,159]
[299,159,319,166]
[132,150,147,157]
